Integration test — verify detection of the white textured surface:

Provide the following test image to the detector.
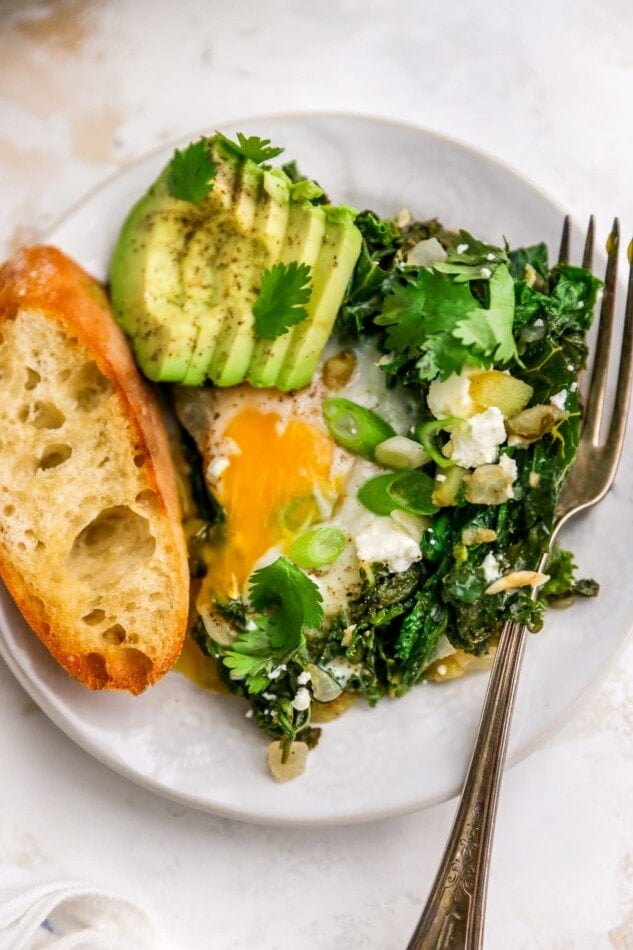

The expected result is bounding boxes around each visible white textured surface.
[0,1,632,947]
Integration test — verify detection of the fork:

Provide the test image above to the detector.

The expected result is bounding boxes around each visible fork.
[407,216,633,950]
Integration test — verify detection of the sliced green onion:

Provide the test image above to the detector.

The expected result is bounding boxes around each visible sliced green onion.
[281,495,321,532]
[323,397,395,459]
[287,526,346,569]
[374,435,430,470]
[415,417,463,468]
[357,473,399,515]
[387,470,439,516]
[357,471,439,517]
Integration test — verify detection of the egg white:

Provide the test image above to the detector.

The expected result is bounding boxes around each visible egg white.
[185,339,420,621]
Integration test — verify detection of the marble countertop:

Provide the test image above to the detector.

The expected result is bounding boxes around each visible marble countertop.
[1,1,632,947]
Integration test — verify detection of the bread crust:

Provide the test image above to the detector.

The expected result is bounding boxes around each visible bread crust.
[0,246,189,693]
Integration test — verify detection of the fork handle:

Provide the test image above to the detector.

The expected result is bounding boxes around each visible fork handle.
[407,619,527,950]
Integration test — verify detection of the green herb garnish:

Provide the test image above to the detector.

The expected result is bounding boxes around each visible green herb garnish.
[219,132,284,165]
[222,557,323,692]
[376,263,517,381]
[167,139,217,205]
[252,261,313,340]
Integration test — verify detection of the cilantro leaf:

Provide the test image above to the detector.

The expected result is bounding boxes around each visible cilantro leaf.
[222,652,270,693]
[249,556,323,650]
[375,282,428,357]
[253,261,312,340]
[221,558,323,690]
[454,264,517,364]
[219,131,284,164]
[167,139,217,205]
[376,263,517,379]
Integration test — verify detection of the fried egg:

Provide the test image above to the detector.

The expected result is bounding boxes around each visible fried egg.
[175,341,419,621]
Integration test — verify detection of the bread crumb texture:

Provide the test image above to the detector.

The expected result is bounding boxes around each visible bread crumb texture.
[0,303,187,694]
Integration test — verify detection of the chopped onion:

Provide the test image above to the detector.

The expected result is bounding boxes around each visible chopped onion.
[305,663,344,702]
[197,603,234,647]
[374,435,430,470]
[267,740,309,782]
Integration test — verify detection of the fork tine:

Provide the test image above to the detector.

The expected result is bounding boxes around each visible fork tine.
[582,218,620,445]
[558,214,571,264]
[606,241,633,461]
[582,215,595,269]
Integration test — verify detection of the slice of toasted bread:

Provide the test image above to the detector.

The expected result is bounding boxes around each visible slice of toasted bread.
[0,246,189,694]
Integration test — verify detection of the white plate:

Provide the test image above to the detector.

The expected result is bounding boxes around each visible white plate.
[1,113,632,826]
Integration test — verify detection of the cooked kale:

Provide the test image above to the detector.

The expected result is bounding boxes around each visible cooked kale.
[310,215,601,699]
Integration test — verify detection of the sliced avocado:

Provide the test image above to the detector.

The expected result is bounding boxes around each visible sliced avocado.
[276,207,362,391]
[247,203,327,388]
[180,159,268,386]
[109,133,362,390]
[206,168,290,387]
[110,172,202,382]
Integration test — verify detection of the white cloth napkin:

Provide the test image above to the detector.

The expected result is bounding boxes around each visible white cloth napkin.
[0,864,172,949]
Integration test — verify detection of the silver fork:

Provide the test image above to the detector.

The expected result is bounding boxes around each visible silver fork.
[407,217,633,950]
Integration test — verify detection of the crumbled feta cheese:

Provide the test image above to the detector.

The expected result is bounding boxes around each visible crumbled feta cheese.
[297,671,311,685]
[447,407,507,468]
[262,691,276,701]
[245,709,254,719]
[570,381,578,392]
[497,453,518,483]
[436,664,448,676]
[457,243,469,253]
[291,687,311,711]
[436,473,447,482]
[486,252,496,261]
[551,389,568,410]
[529,471,541,488]
[356,517,422,573]
[533,318,544,327]
[480,266,492,278]
[482,552,502,583]
[427,371,476,420]
[389,510,427,540]
[268,664,287,680]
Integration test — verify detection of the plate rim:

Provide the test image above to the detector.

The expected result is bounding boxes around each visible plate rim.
[45,108,571,241]
[1,110,630,826]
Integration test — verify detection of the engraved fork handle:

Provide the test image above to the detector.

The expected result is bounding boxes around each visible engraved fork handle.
[407,618,527,950]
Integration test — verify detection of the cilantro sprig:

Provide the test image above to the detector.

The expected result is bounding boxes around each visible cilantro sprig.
[167,139,217,205]
[253,261,313,340]
[166,131,284,206]
[223,557,323,692]
[376,262,517,380]
[218,131,284,165]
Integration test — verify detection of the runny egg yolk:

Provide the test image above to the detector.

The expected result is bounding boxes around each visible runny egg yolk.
[203,406,340,600]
